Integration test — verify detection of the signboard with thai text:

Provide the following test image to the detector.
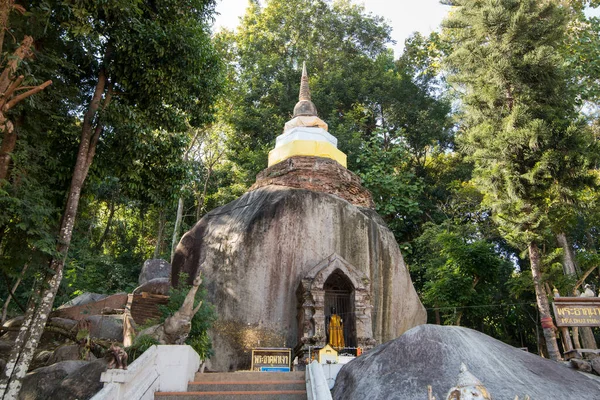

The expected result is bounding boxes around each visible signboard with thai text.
[553,298,600,327]
[251,348,291,372]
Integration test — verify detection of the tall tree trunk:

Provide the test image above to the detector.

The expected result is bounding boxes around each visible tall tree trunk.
[558,233,598,350]
[154,209,165,259]
[0,34,51,182]
[95,200,116,251]
[0,264,27,324]
[556,232,578,276]
[529,242,561,361]
[196,166,212,220]
[171,197,184,263]
[0,53,111,399]
[0,121,15,181]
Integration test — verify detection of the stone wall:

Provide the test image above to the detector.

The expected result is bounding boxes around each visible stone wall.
[250,156,374,208]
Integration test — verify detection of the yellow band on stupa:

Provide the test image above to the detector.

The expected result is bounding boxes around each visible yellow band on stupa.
[268,140,347,167]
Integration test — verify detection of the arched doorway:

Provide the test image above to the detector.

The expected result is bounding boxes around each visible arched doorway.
[296,253,375,353]
[324,269,356,348]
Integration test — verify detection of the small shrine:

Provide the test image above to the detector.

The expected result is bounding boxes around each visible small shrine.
[318,345,338,364]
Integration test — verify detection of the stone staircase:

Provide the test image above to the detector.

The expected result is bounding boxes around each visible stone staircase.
[154,371,307,400]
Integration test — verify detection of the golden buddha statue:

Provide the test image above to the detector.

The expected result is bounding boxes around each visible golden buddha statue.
[327,307,345,349]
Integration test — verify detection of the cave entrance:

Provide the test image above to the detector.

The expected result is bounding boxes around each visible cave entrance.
[324,270,356,348]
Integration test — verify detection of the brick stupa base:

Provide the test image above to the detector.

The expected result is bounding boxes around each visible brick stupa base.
[249,156,375,208]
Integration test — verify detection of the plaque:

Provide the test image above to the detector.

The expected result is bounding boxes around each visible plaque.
[251,348,291,372]
[553,298,600,327]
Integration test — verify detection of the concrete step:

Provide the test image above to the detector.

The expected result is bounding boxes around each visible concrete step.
[187,380,305,392]
[155,390,307,400]
[194,371,305,382]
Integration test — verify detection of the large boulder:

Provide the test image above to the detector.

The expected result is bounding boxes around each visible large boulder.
[1,316,24,341]
[172,185,426,371]
[139,259,171,286]
[86,315,123,341]
[0,340,12,360]
[46,344,96,365]
[58,293,108,309]
[332,324,600,400]
[134,277,170,295]
[18,360,88,400]
[48,359,108,400]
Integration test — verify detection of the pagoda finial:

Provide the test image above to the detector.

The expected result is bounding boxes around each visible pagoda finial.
[293,61,318,117]
[299,61,311,101]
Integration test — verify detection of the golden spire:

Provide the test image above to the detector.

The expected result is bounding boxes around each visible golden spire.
[293,62,318,117]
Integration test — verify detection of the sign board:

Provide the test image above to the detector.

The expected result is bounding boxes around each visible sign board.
[553,298,600,327]
[261,366,291,372]
[251,348,291,372]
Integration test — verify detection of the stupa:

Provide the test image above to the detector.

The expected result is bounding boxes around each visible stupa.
[172,63,426,371]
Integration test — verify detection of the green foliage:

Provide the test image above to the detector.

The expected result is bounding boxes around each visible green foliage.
[412,222,513,322]
[444,0,598,247]
[126,334,160,363]
[356,135,423,238]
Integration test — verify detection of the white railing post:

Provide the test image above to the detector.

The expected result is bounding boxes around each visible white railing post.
[91,345,200,400]
[306,360,333,400]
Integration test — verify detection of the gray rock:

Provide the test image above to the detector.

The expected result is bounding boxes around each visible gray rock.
[48,317,78,331]
[332,324,600,400]
[86,315,123,341]
[30,350,53,371]
[135,277,170,295]
[0,340,12,360]
[58,293,108,309]
[571,358,593,373]
[46,344,96,365]
[172,186,426,371]
[47,345,81,365]
[18,360,88,400]
[592,358,600,375]
[1,316,23,341]
[2,315,24,327]
[139,259,171,286]
[49,359,108,400]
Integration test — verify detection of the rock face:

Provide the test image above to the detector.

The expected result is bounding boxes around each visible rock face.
[18,360,88,400]
[47,359,108,400]
[86,315,123,341]
[47,345,96,365]
[332,324,600,400]
[172,185,426,371]
[139,259,171,286]
[134,277,170,295]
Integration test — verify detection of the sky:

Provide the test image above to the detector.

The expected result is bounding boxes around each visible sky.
[212,0,452,56]
[212,1,600,57]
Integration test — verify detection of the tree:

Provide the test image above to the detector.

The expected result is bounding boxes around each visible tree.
[413,222,514,328]
[443,0,598,360]
[0,1,52,182]
[0,0,222,396]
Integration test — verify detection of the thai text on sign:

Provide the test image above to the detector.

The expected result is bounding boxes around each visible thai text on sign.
[553,298,600,327]
[251,348,291,372]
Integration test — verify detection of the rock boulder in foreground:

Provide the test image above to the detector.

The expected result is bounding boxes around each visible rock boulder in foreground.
[332,324,600,400]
